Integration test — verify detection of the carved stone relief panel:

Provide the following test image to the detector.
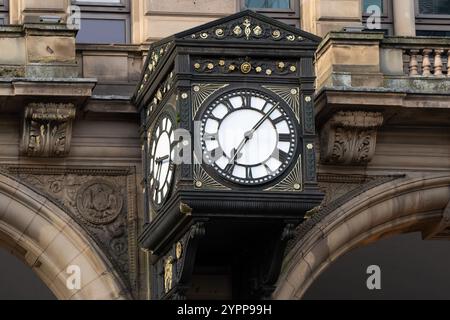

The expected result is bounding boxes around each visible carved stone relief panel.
[4,167,139,296]
[20,103,76,158]
[76,179,124,225]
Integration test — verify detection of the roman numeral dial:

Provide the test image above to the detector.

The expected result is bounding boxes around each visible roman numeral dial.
[200,89,298,186]
[148,113,176,208]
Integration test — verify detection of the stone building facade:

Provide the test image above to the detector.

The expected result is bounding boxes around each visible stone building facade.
[0,0,449,300]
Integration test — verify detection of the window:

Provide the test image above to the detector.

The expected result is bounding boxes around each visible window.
[72,0,130,44]
[363,0,384,12]
[241,0,300,27]
[418,0,450,15]
[415,0,450,37]
[0,0,8,25]
[362,0,393,35]
[245,0,291,9]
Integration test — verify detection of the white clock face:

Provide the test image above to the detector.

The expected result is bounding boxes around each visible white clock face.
[200,90,297,185]
[148,113,176,207]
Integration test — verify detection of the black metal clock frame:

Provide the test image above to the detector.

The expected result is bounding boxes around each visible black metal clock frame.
[197,86,300,188]
[133,10,324,300]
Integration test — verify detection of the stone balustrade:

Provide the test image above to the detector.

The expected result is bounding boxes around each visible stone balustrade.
[382,37,450,79]
[315,32,450,91]
[404,48,450,77]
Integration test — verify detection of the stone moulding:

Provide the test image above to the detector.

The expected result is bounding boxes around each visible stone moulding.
[20,102,76,158]
[320,111,384,165]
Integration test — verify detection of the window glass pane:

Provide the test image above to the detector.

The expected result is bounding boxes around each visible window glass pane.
[419,0,450,15]
[75,0,121,3]
[363,0,383,12]
[245,0,290,9]
[76,19,126,44]
[0,0,7,24]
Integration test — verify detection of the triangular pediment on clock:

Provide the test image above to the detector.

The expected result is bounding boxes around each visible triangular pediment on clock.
[173,10,321,45]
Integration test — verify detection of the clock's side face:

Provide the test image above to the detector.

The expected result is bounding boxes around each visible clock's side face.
[199,89,298,186]
[148,112,176,208]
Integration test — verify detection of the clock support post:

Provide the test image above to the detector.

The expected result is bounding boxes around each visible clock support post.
[133,11,324,300]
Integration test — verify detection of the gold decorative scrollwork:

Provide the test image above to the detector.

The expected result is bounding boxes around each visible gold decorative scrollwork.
[263,85,301,122]
[192,83,229,118]
[193,163,230,191]
[265,157,303,192]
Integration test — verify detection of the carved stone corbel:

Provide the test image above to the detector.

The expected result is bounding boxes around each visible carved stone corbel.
[20,103,76,158]
[320,111,384,165]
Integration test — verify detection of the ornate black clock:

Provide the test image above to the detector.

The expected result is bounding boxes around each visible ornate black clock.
[134,11,324,300]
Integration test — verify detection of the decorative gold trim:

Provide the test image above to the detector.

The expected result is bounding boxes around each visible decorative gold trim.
[193,162,230,191]
[265,157,303,192]
[241,62,252,74]
[180,203,193,215]
[192,83,229,118]
[188,16,305,43]
[262,85,301,122]
[176,242,184,260]
[164,256,174,294]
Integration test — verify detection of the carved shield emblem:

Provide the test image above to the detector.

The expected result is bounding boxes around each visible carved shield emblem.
[76,180,123,225]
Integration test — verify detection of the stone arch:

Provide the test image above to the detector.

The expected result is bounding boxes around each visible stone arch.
[0,173,129,300]
[274,173,450,299]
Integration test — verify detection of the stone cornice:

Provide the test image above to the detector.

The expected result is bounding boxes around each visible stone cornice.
[0,23,77,37]
[4,166,134,176]
[315,87,450,127]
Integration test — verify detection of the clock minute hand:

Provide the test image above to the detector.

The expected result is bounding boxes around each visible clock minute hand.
[230,102,280,163]
[247,102,280,137]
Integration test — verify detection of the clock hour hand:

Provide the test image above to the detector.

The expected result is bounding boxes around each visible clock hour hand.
[230,102,280,163]
[153,155,170,192]
[153,164,162,192]
[156,155,170,164]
